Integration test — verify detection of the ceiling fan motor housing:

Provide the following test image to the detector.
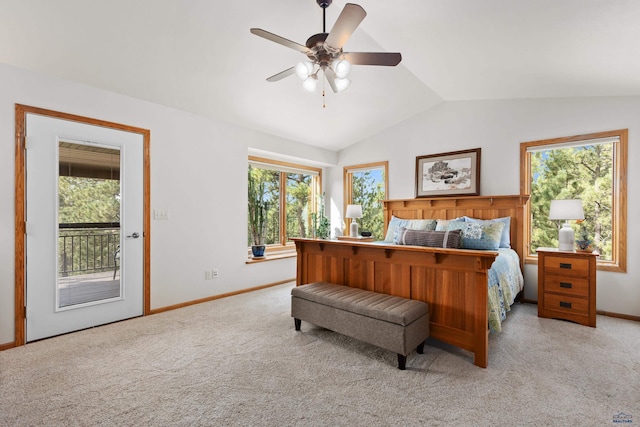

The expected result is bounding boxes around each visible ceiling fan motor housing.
[306,33,342,65]
[317,0,332,8]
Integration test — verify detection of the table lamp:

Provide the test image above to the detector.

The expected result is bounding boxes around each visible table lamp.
[345,204,363,237]
[549,199,584,251]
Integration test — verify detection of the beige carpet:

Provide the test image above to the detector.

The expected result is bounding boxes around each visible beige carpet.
[1,282,638,426]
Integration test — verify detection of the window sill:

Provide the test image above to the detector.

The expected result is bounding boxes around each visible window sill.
[246,251,297,264]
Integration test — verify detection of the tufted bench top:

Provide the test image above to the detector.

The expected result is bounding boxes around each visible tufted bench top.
[291,282,428,327]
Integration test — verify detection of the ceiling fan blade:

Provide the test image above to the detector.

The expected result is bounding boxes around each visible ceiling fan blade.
[324,68,340,93]
[266,67,296,82]
[325,3,366,51]
[250,28,310,54]
[342,52,402,66]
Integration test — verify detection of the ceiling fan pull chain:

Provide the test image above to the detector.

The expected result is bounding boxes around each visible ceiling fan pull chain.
[322,74,326,108]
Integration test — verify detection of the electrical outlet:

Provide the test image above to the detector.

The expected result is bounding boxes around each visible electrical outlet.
[212,269,219,279]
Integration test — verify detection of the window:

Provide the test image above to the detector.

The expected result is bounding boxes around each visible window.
[248,156,321,253]
[520,130,627,272]
[344,162,388,240]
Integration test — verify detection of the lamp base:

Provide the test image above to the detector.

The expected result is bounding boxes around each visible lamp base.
[558,222,575,251]
[349,221,359,237]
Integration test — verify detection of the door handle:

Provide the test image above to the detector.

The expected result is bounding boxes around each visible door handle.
[126,232,140,239]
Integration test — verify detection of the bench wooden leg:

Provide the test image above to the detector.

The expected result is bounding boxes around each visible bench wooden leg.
[294,318,301,331]
[397,354,406,370]
[417,341,425,354]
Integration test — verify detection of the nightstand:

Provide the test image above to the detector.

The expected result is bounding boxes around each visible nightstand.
[336,235,374,242]
[537,248,598,327]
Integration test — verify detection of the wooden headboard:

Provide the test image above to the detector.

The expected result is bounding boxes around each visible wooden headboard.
[383,195,530,262]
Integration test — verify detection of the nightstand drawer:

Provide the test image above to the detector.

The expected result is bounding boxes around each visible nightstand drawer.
[544,256,590,277]
[544,275,590,297]
[543,293,589,315]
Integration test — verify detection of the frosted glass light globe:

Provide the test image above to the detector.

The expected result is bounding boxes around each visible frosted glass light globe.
[295,62,314,80]
[334,59,351,79]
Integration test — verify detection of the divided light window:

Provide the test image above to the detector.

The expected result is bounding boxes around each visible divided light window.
[344,161,388,241]
[520,130,627,272]
[248,156,321,252]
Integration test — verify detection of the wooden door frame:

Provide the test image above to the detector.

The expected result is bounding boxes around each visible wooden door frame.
[14,104,151,347]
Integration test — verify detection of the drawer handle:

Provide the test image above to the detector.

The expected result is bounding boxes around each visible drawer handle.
[559,282,573,289]
[560,263,572,269]
[560,301,572,309]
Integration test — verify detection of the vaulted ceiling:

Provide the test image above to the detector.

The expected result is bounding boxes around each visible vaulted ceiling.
[1,0,640,151]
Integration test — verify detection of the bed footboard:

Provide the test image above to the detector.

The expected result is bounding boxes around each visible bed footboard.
[293,238,498,368]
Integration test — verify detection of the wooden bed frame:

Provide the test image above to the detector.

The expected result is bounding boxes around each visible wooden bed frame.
[293,194,529,368]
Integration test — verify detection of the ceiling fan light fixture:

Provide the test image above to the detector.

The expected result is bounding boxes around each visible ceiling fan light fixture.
[334,77,351,92]
[334,59,351,79]
[251,2,402,101]
[302,75,318,92]
[295,61,314,80]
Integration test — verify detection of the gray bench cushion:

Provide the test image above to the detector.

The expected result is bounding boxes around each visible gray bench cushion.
[291,282,428,326]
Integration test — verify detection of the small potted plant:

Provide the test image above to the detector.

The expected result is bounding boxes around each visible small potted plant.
[575,223,593,252]
[248,167,269,258]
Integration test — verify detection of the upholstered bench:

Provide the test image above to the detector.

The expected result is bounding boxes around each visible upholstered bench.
[291,282,430,370]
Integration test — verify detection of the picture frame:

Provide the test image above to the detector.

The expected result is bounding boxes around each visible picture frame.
[415,148,481,198]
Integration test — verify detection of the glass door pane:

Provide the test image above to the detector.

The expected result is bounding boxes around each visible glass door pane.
[57,141,122,309]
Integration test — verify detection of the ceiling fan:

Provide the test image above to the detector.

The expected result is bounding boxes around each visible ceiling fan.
[250,0,402,94]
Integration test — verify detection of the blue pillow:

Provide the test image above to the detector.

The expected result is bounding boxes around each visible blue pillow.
[464,216,511,248]
[447,220,505,250]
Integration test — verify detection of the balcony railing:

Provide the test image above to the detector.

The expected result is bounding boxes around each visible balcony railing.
[58,223,120,277]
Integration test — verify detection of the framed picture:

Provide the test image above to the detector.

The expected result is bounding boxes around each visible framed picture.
[415,148,481,198]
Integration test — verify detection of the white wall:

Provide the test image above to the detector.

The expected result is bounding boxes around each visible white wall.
[3,62,637,346]
[330,97,640,318]
[0,63,336,344]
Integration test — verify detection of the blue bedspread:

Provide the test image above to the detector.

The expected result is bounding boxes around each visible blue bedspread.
[487,248,524,332]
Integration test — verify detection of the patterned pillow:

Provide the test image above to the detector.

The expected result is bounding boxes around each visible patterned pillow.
[452,220,505,250]
[394,228,462,248]
[384,216,437,242]
[435,218,464,231]
[464,216,511,248]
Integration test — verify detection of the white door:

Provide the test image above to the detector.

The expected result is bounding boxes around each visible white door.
[25,114,144,342]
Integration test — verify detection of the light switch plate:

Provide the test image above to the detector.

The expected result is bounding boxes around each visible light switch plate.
[154,209,169,220]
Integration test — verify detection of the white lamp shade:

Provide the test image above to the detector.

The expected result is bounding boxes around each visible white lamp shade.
[295,61,313,80]
[549,199,584,221]
[345,204,362,219]
[334,59,351,79]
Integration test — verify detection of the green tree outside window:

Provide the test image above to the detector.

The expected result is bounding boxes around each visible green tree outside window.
[248,159,321,251]
[530,143,613,259]
[345,162,388,241]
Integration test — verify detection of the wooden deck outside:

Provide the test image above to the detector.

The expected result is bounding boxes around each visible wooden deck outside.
[58,271,121,308]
